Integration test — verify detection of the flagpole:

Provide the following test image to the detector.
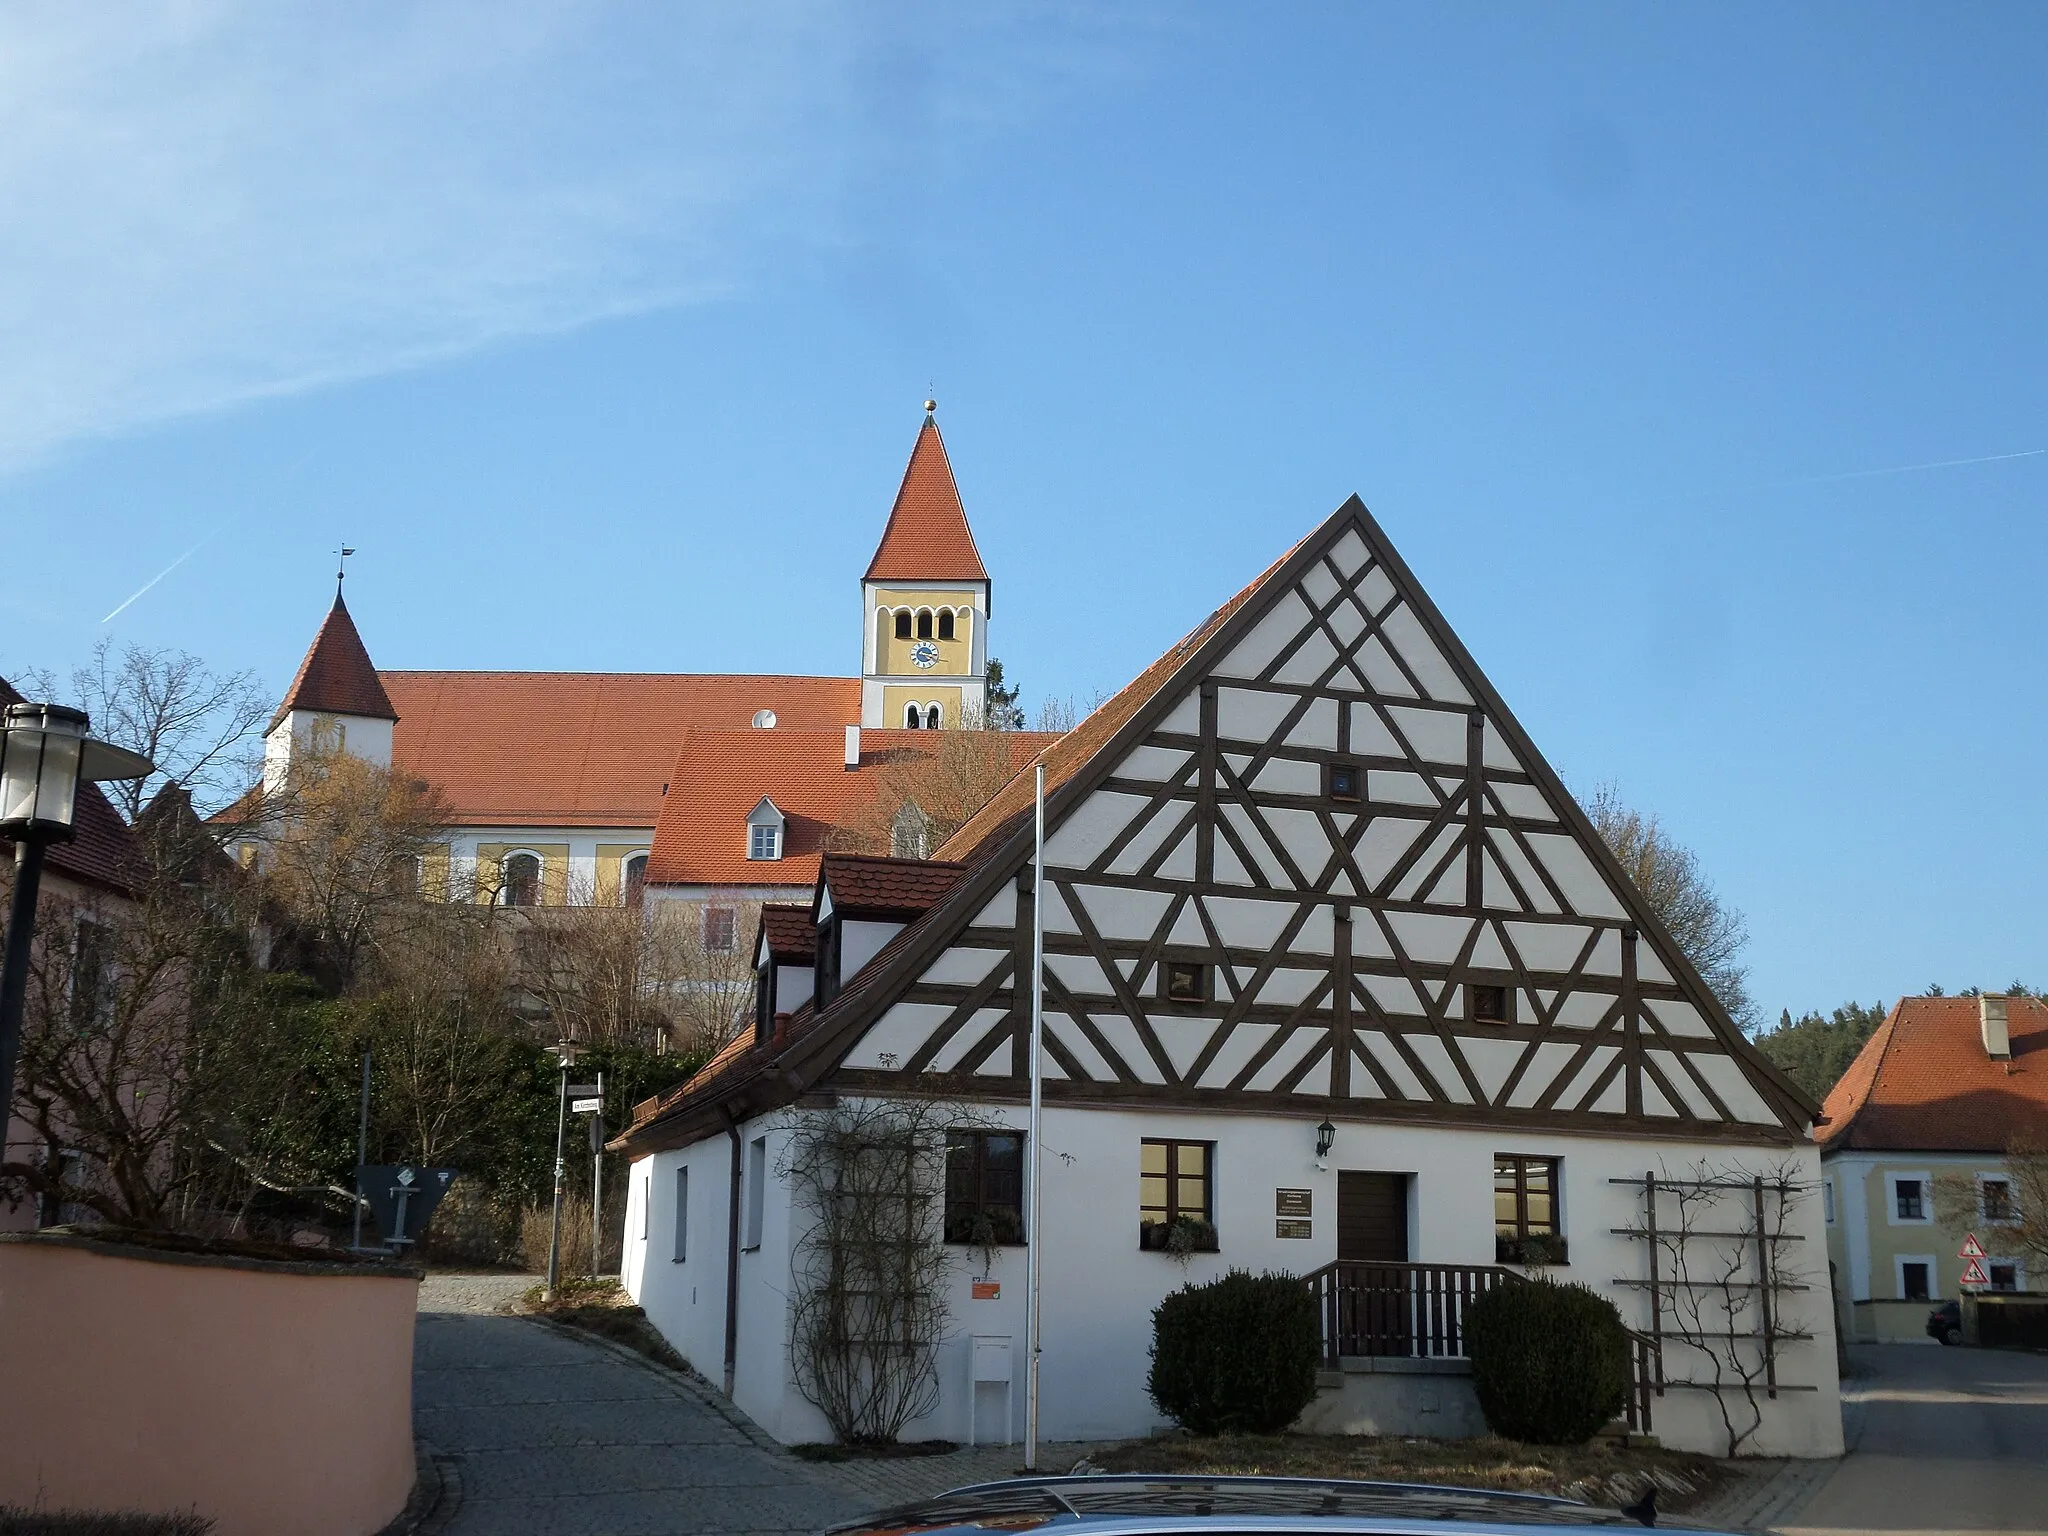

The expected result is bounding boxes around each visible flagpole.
[1024,763,1046,1470]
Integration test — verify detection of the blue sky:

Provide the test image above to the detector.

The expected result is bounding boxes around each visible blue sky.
[1,5,2042,1023]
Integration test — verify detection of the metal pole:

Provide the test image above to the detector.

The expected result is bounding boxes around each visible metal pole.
[591,1070,604,1279]
[352,1047,372,1250]
[0,838,50,1152]
[1024,765,1046,1470]
[545,1057,569,1301]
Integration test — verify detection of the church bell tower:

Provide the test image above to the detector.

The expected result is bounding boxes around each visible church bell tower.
[860,402,991,730]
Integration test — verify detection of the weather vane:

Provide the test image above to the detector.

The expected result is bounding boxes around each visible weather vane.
[336,544,356,597]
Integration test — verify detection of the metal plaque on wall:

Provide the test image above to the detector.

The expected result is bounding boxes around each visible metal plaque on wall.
[1275,1188,1313,1217]
[1276,1218,1313,1240]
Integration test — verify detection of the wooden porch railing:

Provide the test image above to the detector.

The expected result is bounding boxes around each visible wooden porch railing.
[1301,1260,1659,1436]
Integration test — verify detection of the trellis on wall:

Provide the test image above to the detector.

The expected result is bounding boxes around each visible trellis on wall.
[1610,1164,1817,1456]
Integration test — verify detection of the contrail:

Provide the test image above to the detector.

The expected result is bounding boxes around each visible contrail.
[101,527,224,624]
[1755,447,2044,491]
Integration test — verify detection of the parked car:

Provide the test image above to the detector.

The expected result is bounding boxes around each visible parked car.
[1928,1299,1964,1346]
[821,1474,1718,1534]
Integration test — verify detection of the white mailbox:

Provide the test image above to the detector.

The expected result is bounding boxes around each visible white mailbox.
[967,1333,1013,1448]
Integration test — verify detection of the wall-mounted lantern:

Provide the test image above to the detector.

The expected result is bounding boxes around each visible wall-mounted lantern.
[1314,1118,1336,1161]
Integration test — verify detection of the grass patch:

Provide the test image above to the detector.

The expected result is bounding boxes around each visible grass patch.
[1089,1432,1724,1511]
[516,1277,694,1375]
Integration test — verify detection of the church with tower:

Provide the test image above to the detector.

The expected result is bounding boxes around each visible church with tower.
[243,405,1046,922]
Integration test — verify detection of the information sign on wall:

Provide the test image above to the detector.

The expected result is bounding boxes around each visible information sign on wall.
[1275,1188,1313,1217]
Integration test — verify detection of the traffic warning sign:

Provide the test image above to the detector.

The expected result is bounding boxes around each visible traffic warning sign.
[1961,1256,1990,1287]
[1960,1233,1986,1259]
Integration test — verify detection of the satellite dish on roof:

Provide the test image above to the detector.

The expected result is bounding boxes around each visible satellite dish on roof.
[752,710,777,729]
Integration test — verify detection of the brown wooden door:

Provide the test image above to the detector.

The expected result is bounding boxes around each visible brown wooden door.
[1337,1171,1409,1261]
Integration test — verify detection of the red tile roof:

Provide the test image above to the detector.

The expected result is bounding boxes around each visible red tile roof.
[819,853,964,917]
[646,728,1050,887]
[380,673,860,829]
[0,676,141,897]
[1818,996,2048,1153]
[863,418,989,584]
[757,904,817,962]
[270,596,396,731]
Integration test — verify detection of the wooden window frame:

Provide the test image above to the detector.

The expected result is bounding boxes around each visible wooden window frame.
[747,822,781,861]
[1161,959,1211,1005]
[1469,981,1513,1027]
[1325,761,1362,803]
[944,1130,1028,1247]
[1979,1175,2017,1225]
[1493,1153,1566,1264]
[673,1166,688,1263]
[1139,1138,1218,1251]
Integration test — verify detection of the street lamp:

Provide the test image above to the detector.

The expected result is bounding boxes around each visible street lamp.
[0,703,152,1139]
[542,1040,584,1302]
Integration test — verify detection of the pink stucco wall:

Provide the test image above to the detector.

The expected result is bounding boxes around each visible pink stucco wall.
[0,1234,419,1535]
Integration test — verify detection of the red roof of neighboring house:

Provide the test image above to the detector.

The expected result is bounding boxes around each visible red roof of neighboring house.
[864,418,989,584]
[757,904,817,962]
[1818,996,2048,1153]
[269,596,397,731]
[819,853,965,917]
[646,728,1052,888]
[380,673,861,829]
[0,677,141,897]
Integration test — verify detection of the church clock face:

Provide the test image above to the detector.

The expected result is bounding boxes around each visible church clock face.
[910,640,940,670]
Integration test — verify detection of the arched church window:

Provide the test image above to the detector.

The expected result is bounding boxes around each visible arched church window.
[938,610,955,641]
[894,611,912,640]
[502,852,541,907]
[917,610,934,639]
[905,703,922,729]
[623,853,648,909]
[925,704,942,730]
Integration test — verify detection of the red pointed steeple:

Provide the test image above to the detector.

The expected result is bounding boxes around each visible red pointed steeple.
[863,407,989,583]
[268,594,397,732]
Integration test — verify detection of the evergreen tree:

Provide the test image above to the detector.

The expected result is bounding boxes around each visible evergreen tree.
[982,657,1025,730]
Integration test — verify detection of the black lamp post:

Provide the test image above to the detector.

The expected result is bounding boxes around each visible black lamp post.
[0,703,153,1137]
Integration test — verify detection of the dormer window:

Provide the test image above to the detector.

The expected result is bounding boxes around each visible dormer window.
[746,797,786,861]
[938,610,955,641]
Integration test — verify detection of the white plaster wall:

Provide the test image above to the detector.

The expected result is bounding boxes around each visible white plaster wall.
[627,1103,1841,1458]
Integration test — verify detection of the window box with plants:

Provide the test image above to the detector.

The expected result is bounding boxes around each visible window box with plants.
[1140,1216,1220,1256]
[1494,1232,1569,1267]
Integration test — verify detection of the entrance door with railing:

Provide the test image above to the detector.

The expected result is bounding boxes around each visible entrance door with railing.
[1335,1171,1412,1354]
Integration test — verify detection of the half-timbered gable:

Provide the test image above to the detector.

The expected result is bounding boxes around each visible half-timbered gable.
[798,498,1814,1144]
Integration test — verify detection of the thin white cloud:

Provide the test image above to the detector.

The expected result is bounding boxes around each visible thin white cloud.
[0,4,1140,474]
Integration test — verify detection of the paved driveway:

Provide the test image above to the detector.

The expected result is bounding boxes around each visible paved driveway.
[415,1277,862,1535]
[1778,1343,2048,1535]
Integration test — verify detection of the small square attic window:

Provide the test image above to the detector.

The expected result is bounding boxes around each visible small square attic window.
[1326,762,1362,802]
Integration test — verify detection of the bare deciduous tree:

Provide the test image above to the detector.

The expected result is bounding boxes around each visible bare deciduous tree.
[256,745,453,989]
[25,640,270,819]
[1934,1138,2048,1273]
[1583,784,1756,1030]
[830,719,1043,858]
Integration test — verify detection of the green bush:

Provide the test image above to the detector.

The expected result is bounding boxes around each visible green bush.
[1465,1276,1630,1444]
[1146,1269,1321,1433]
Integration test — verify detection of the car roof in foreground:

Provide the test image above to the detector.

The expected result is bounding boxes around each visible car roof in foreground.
[822,1473,1721,1535]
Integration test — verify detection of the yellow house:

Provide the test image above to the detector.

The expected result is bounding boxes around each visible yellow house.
[1819,994,2045,1342]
